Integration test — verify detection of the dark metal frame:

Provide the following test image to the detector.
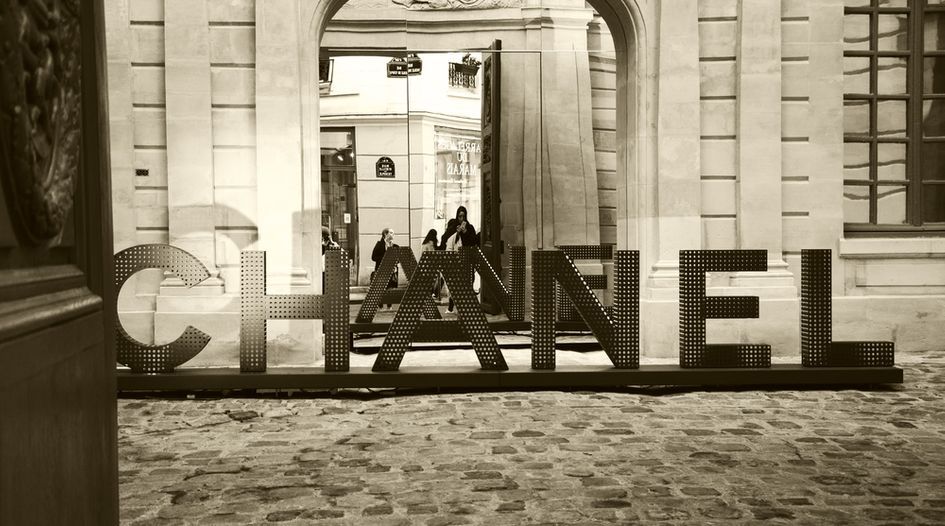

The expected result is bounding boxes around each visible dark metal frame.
[844,0,945,232]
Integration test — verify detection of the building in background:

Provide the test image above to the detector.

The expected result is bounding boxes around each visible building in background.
[105,0,945,367]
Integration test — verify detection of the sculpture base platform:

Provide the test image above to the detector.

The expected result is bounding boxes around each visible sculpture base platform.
[118,364,903,391]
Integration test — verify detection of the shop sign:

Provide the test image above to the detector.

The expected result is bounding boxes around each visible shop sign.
[376,156,395,178]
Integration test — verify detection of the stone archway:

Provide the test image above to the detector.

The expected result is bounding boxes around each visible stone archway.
[298,0,656,261]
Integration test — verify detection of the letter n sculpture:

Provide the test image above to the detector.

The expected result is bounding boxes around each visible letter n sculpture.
[532,250,639,370]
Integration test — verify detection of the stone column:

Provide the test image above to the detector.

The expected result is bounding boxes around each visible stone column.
[104,0,134,253]
[650,0,702,293]
[734,0,794,288]
[162,0,222,290]
[256,0,318,362]
[256,0,308,288]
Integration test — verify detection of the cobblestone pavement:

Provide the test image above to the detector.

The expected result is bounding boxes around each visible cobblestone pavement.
[119,351,945,525]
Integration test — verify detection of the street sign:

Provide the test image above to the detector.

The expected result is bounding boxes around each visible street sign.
[376,156,395,178]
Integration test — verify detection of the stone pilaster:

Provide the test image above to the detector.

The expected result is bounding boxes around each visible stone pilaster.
[734,0,793,287]
[256,0,318,361]
[650,0,702,292]
[162,0,222,291]
[104,0,135,253]
[256,0,309,289]
[808,0,846,295]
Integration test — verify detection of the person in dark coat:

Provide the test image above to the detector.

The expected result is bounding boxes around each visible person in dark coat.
[439,206,479,312]
[371,227,398,310]
[439,206,479,250]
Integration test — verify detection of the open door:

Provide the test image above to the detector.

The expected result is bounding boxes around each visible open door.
[480,40,502,314]
[0,1,117,523]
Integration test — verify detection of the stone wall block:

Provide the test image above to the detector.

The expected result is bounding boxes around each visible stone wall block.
[133,67,166,105]
[208,0,255,22]
[131,26,165,63]
[701,139,737,176]
[209,27,256,64]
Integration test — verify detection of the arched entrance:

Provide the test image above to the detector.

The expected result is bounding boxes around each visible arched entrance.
[300,0,656,280]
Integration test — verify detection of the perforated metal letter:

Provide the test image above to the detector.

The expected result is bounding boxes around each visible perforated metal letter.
[373,251,508,372]
[356,247,441,323]
[531,250,639,370]
[240,249,350,372]
[801,249,894,367]
[461,245,526,321]
[679,250,771,368]
[114,244,211,373]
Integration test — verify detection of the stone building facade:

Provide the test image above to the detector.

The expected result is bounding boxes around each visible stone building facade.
[106,0,944,366]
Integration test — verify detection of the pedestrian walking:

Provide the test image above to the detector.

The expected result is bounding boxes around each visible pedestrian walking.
[421,229,443,301]
[371,227,398,311]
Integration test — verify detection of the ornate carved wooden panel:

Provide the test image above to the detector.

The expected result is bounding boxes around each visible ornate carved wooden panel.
[0,0,82,246]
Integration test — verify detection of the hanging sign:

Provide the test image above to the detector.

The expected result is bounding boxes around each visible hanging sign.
[376,157,395,178]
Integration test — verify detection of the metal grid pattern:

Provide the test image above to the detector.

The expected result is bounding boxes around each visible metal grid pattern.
[356,247,440,323]
[532,250,639,370]
[240,251,268,372]
[557,274,606,321]
[373,251,508,372]
[398,247,442,320]
[460,246,526,321]
[266,295,322,319]
[114,244,212,373]
[531,251,558,369]
[508,246,526,321]
[826,341,895,367]
[556,244,614,260]
[554,244,613,321]
[801,249,833,367]
[703,344,771,368]
[324,249,350,372]
[801,249,895,367]
[679,250,771,369]
[613,251,640,368]
[705,296,759,319]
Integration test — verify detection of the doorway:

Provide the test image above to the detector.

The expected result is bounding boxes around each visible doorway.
[320,127,359,284]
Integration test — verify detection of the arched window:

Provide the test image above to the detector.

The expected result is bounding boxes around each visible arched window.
[844,0,945,232]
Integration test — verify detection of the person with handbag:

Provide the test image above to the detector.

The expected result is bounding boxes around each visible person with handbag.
[371,227,398,311]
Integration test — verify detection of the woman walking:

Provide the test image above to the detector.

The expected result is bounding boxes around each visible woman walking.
[371,228,398,311]
[421,229,443,301]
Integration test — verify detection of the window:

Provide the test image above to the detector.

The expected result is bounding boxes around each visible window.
[843,0,945,233]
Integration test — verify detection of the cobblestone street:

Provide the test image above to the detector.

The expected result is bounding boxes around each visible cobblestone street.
[119,351,945,525]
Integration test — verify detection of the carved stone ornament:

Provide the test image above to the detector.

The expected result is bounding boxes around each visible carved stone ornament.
[391,0,525,9]
[0,0,82,245]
